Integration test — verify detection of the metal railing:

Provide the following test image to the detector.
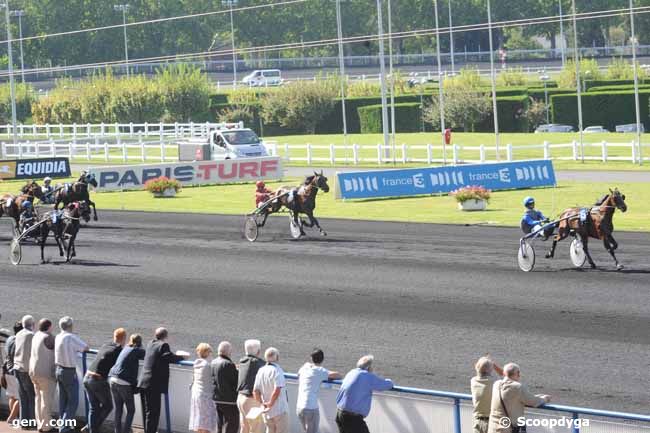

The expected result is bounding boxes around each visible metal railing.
[80,351,650,433]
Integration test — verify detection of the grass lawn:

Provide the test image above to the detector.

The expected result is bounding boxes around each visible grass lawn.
[266,132,650,171]
[83,179,650,232]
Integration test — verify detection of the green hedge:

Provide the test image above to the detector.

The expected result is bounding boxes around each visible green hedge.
[551,90,650,130]
[587,84,650,93]
[583,79,648,91]
[357,103,423,133]
[478,96,529,132]
[527,88,575,102]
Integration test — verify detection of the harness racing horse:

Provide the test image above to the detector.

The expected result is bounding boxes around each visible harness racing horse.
[545,188,627,270]
[40,201,91,263]
[0,181,44,234]
[53,173,98,221]
[275,171,330,237]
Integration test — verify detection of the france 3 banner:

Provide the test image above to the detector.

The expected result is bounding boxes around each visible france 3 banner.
[88,157,283,191]
[336,160,556,199]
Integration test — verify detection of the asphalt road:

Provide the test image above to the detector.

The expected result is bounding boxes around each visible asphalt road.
[0,211,648,414]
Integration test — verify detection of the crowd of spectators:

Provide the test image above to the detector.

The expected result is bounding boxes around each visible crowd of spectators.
[1,313,552,433]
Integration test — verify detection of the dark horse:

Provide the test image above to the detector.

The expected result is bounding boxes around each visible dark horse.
[39,201,91,263]
[546,188,627,270]
[275,171,330,236]
[0,181,44,234]
[53,172,98,221]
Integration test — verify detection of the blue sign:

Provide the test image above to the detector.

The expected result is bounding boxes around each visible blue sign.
[336,160,556,199]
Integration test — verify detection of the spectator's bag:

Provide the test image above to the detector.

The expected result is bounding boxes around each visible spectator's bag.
[499,384,526,433]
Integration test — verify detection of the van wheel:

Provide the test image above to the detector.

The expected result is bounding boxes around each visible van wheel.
[225,157,231,160]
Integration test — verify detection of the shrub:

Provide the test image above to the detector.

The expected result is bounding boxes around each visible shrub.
[605,57,646,80]
[497,68,527,87]
[157,64,212,122]
[144,176,182,194]
[450,186,491,203]
[357,103,422,133]
[557,58,604,88]
[0,83,35,123]
[525,98,548,132]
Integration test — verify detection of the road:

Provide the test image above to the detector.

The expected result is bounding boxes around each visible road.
[0,212,648,413]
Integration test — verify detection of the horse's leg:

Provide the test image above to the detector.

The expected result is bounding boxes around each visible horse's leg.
[40,227,48,264]
[66,231,77,262]
[582,235,596,269]
[90,199,98,221]
[307,211,326,236]
[608,233,619,251]
[546,226,568,259]
[603,234,623,270]
[292,211,305,236]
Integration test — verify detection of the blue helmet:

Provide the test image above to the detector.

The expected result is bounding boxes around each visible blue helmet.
[523,196,535,207]
[21,201,32,209]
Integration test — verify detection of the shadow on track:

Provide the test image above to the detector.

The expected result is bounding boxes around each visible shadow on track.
[48,259,139,268]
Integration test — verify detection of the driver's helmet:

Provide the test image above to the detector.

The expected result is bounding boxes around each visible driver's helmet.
[21,201,32,210]
[43,176,52,185]
[523,196,535,208]
[256,180,265,190]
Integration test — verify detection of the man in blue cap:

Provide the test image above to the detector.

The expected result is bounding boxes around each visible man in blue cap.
[520,196,553,239]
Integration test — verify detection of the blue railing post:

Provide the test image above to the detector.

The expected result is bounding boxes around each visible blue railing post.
[82,352,89,423]
[572,412,580,433]
[453,398,462,433]
[164,392,172,433]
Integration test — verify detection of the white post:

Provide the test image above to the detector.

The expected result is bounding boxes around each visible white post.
[50,138,55,156]
[144,122,149,135]
[543,141,550,159]
[329,143,335,165]
[507,143,513,162]
[452,144,459,164]
[129,122,134,136]
[86,140,91,161]
[401,143,407,164]
[572,140,578,160]
[46,123,51,138]
[161,139,166,162]
[377,143,382,164]
[104,139,109,161]
[271,142,278,157]
[601,140,607,162]
[86,123,91,136]
[307,143,312,165]
[631,140,637,162]
[353,143,359,165]
[140,134,145,162]
[100,122,105,136]
[426,143,432,164]
[114,122,119,136]
[480,144,486,163]
[65,138,71,159]
[284,143,290,162]
[122,136,127,162]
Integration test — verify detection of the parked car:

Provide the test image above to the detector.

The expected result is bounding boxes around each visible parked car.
[535,124,574,133]
[241,69,283,87]
[583,126,609,133]
[615,123,645,133]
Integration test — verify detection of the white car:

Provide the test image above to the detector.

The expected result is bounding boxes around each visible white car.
[615,123,645,133]
[241,69,282,87]
[583,126,609,133]
[535,124,574,133]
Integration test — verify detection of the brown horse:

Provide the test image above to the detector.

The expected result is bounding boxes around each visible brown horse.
[546,188,627,270]
[53,172,98,221]
[40,201,91,263]
[0,181,44,234]
[274,171,330,236]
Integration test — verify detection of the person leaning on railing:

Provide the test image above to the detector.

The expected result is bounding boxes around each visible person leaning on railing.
[236,339,265,433]
[109,334,146,433]
[487,363,551,433]
[83,328,126,433]
[335,355,394,433]
[471,356,504,433]
[296,348,341,433]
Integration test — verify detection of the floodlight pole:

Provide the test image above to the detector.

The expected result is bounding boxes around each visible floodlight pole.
[335,0,348,145]
[630,0,642,165]
[114,4,130,77]
[376,0,390,159]
[571,0,584,163]
[387,0,396,164]
[435,0,446,165]
[3,2,18,153]
[487,0,500,161]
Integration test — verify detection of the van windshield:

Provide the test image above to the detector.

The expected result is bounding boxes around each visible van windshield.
[222,130,260,145]
[263,71,280,77]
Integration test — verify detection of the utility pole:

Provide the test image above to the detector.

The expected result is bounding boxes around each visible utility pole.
[571,0,584,162]
[448,0,455,74]
[487,0,499,160]
[114,4,130,77]
[376,0,390,159]
[3,2,18,154]
[629,0,642,165]
[10,9,24,83]
[435,0,446,164]
[222,0,238,88]
[559,0,566,67]
[387,0,396,164]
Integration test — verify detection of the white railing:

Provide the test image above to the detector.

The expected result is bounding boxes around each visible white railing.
[0,122,240,141]
[263,141,650,165]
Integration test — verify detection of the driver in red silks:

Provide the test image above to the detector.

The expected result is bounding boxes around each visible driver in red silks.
[255,180,274,208]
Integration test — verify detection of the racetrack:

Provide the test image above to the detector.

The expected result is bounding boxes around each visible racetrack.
[1,211,649,413]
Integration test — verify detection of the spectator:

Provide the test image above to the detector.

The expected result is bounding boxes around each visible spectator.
[253,347,289,433]
[211,341,239,433]
[4,321,23,424]
[14,315,36,429]
[55,316,89,433]
[137,327,187,433]
[0,313,10,367]
[296,348,341,433]
[236,339,264,433]
[487,363,551,433]
[335,355,393,433]
[29,319,56,432]
[471,356,504,433]
[109,334,145,433]
[83,328,126,433]
[189,343,217,433]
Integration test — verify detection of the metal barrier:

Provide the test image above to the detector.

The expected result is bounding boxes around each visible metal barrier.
[79,351,650,433]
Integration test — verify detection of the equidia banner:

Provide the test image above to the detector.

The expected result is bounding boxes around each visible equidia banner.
[336,160,556,199]
[0,157,71,180]
[89,157,282,191]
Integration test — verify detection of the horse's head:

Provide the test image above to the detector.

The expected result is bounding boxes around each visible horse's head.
[609,188,627,213]
[84,173,98,188]
[312,170,329,193]
[21,181,43,199]
[67,201,91,222]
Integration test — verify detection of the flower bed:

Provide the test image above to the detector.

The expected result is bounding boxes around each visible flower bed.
[144,176,182,196]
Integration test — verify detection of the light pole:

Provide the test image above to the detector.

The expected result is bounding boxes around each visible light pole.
[334,0,347,146]
[2,1,18,153]
[387,0,396,163]
[557,0,566,67]
[487,0,500,160]
[375,0,390,159]
[629,0,642,165]
[113,4,130,77]
[222,0,238,88]
[540,73,550,124]
[571,0,583,162]
[434,0,446,164]
[448,0,455,74]
[10,10,24,83]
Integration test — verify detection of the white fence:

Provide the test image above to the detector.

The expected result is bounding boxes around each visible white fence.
[263,140,650,165]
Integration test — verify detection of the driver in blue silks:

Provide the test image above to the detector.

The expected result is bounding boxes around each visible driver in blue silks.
[18,201,35,233]
[521,196,554,239]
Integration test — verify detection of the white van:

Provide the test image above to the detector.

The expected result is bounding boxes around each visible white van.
[180,125,269,160]
[241,69,282,87]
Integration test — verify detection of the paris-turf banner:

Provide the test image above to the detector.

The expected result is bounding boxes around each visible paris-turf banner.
[335,160,556,199]
[89,157,282,191]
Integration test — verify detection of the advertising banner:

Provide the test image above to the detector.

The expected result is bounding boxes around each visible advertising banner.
[89,157,282,191]
[0,158,71,180]
[336,160,556,199]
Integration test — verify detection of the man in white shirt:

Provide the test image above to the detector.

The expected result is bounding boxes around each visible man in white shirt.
[253,348,289,433]
[54,316,89,433]
[296,349,341,433]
